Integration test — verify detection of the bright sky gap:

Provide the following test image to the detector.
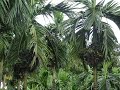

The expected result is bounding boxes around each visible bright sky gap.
[36,0,120,43]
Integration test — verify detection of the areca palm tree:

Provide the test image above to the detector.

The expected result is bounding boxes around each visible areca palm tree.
[0,0,74,89]
[42,11,69,90]
[67,0,120,89]
[0,0,120,89]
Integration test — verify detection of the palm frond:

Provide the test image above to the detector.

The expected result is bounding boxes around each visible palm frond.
[105,13,120,30]
[102,0,120,29]
[0,0,9,22]
[35,1,75,18]
[102,0,120,14]
[102,22,117,60]
[7,0,31,25]
[73,0,92,8]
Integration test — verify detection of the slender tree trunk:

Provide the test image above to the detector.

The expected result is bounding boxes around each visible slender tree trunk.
[2,74,6,90]
[52,67,57,90]
[23,73,27,90]
[18,80,21,90]
[92,22,98,90]
[93,23,98,44]
[0,60,3,88]
[93,66,97,90]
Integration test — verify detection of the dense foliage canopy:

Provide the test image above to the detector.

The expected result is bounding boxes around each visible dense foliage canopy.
[0,0,120,90]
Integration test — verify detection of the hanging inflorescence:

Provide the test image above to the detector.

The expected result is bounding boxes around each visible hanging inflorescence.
[13,46,39,80]
[80,43,103,67]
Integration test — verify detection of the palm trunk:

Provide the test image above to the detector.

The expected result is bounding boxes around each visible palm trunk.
[23,73,27,90]
[0,60,3,88]
[93,23,98,44]
[93,66,97,90]
[52,67,57,90]
[18,80,21,90]
[2,74,6,90]
[92,22,98,90]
